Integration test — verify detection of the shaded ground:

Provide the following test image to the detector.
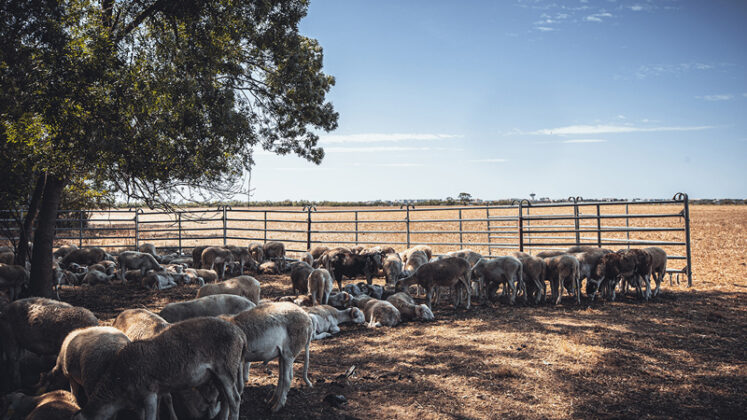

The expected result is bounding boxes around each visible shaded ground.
[59,273,747,420]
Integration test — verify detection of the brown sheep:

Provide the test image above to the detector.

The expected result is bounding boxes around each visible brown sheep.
[263,241,286,270]
[196,275,261,304]
[644,247,667,297]
[400,245,433,263]
[512,252,546,304]
[544,254,581,305]
[200,246,235,280]
[61,247,108,268]
[309,246,330,260]
[395,257,472,310]
[290,262,314,295]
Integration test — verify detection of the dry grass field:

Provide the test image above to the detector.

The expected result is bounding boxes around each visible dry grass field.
[52,205,747,419]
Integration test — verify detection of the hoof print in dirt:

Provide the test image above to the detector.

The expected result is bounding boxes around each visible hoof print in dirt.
[324,394,348,408]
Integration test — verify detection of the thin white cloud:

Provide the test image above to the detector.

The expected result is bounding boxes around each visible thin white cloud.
[376,163,425,167]
[630,4,645,12]
[524,124,715,136]
[562,139,607,143]
[697,94,734,101]
[467,158,508,163]
[585,12,613,22]
[536,26,555,32]
[319,133,462,144]
[633,62,719,79]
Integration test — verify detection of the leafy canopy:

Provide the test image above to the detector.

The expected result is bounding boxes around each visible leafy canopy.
[0,0,338,205]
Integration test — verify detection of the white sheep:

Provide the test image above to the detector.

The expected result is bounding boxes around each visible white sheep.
[200,247,235,280]
[196,275,261,304]
[395,257,472,310]
[470,256,523,305]
[159,294,256,323]
[304,305,365,339]
[307,268,333,306]
[117,251,164,282]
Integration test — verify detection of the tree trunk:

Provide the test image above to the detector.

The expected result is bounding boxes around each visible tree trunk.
[29,174,65,298]
[15,173,46,266]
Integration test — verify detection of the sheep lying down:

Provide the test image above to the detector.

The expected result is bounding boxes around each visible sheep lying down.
[304,305,365,340]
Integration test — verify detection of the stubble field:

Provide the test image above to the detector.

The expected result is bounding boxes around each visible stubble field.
[59,205,746,419]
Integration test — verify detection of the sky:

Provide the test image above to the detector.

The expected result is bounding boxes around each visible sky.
[248,0,747,202]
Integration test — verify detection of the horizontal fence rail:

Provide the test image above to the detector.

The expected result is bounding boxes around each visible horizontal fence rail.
[0,193,694,286]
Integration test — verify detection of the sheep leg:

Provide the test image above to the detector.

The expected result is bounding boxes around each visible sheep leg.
[425,287,434,310]
[268,353,287,411]
[550,275,559,305]
[210,368,241,420]
[159,393,178,420]
[142,392,159,420]
[302,335,312,387]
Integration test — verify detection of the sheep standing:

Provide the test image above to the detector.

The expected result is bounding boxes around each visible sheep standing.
[112,309,170,341]
[0,263,29,301]
[196,275,261,304]
[159,294,256,323]
[644,247,667,296]
[263,241,286,271]
[222,302,313,413]
[41,326,131,405]
[117,251,164,282]
[201,247,235,280]
[138,243,158,257]
[308,268,333,305]
[190,245,209,269]
[544,254,581,305]
[470,257,524,304]
[403,250,428,274]
[309,246,330,260]
[400,245,433,263]
[572,249,612,301]
[226,245,258,275]
[327,250,380,291]
[512,252,546,304]
[72,317,246,420]
[304,305,365,339]
[386,292,434,322]
[0,298,98,390]
[290,262,314,295]
[383,253,403,285]
[396,257,472,310]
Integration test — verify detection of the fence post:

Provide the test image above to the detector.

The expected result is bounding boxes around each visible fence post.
[354,211,359,246]
[518,201,524,252]
[134,209,142,250]
[569,196,582,246]
[675,192,693,287]
[78,210,84,248]
[221,206,230,246]
[458,208,463,248]
[625,204,630,249]
[302,206,316,251]
[263,211,267,244]
[596,204,602,247]
[400,204,414,248]
[486,207,491,256]
[177,212,182,255]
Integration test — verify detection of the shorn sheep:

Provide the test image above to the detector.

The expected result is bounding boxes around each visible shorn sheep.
[196,275,261,304]
[263,241,286,271]
[644,247,668,297]
[221,302,313,412]
[159,294,256,323]
[512,252,546,304]
[72,317,246,420]
[363,299,401,328]
[386,292,434,322]
[0,298,98,390]
[112,308,169,341]
[383,253,404,285]
[200,247,235,280]
[396,256,472,310]
[117,251,164,283]
[544,254,581,305]
[304,305,365,339]
[470,256,524,305]
[307,268,334,305]
[290,262,314,295]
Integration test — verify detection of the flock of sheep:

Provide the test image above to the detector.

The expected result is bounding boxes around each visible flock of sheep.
[0,240,669,419]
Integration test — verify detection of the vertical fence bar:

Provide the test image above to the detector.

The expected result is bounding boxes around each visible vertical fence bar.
[458,209,463,248]
[78,210,84,247]
[518,202,524,252]
[177,212,182,255]
[401,204,413,248]
[625,204,630,249]
[596,204,602,247]
[486,207,491,256]
[263,211,267,244]
[134,209,141,250]
[679,193,693,287]
[302,206,315,251]
[354,211,359,246]
[222,206,228,246]
[571,197,581,245]
[526,205,531,249]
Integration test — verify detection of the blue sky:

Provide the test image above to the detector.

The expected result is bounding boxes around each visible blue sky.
[249,0,747,201]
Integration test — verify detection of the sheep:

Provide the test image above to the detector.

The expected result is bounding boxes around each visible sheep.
[53,244,79,260]
[159,294,256,323]
[299,251,314,266]
[248,242,265,264]
[221,302,313,413]
[343,283,364,296]
[358,282,384,299]
[4,390,79,420]
[352,293,376,309]
[193,268,218,283]
[544,254,581,305]
[400,245,433,263]
[190,245,209,269]
[327,249,380,291]
[309,246,330,260]
[138,243,158,257]
[140,270,177,290]
[363,299,401,328]
[447,249,483,267]
[386,292,434,322]
[0,298,98,390]
[572,249,613,301]
[396,256,472,310]
[196,275,261,304]
[293,295,313,307]
[536,250,568,259]
[0,251,14,265]
[512,252,547,304]
[117,251,164,282]
[263,241,286,271]
[60,247,108,268]
[383,253,404,285]
[307,268,334,306]
[304,305,365,339]
[82,269,114,286]
[470,257,523,304]
[40,326,131,405]
[349,245,365,254]
[290,262,314,295]
[644,247,667,297]
[619,248,654,300]
[380,246,397,255]
[259,260,279,274]
[93,260,117,276]
[72,317,246,420]
[225,245,258,275]
[112,309,169,341]
[201,247,235,280]
[404,249,429,274]
[327,291,353,308]
[0,263,29,301]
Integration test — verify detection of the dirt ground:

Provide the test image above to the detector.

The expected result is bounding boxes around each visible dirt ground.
[55,206,746,419]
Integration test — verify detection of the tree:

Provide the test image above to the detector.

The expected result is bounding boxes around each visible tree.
[458,192,472,204]
[0,0,338,297]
